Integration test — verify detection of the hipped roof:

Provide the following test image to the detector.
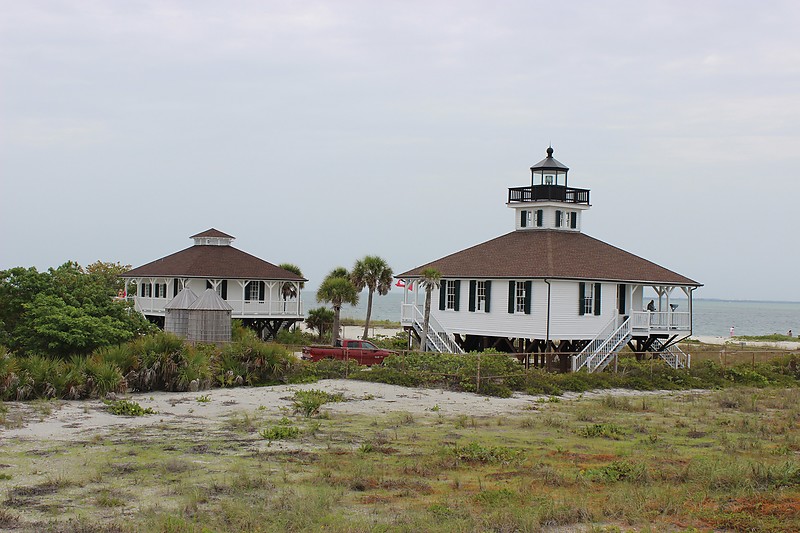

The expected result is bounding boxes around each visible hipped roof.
[397,230,700,286]
[122,245,307,281]
[189,289,234,311]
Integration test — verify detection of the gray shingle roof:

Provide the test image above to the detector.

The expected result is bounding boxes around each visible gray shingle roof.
[189,289,234,311]
[397,230,700,286]
[122,245,307,281]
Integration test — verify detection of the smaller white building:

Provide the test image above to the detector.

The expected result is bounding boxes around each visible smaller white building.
[397,148,702,372]
[122,229,306,339]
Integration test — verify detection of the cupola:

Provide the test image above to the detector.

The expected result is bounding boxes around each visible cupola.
[190,228,235,246]
[507,148,591,233]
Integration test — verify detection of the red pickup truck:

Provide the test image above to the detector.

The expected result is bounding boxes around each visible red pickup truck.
[301,340,395,366]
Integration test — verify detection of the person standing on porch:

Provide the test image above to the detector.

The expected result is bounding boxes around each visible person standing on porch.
[646,300,656,312]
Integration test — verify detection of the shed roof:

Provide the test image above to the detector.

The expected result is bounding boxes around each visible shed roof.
[189,289,234,311]
[164,287,199,310]
[122,245,307,281]
[397,230,700,286]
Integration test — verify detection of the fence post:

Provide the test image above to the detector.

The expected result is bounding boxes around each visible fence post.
[476,353,481,394]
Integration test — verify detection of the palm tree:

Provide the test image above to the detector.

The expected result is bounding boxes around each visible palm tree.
[418,268,441,352]
[278,263,305,312]
[306,306,335,341]
[351,255,393,340]
[316,268,359,346]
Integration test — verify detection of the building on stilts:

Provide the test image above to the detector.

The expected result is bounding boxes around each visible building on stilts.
[121,229,305,340]
[396,148,701,372]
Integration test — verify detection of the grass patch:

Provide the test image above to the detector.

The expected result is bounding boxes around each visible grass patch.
[104,399,156,416]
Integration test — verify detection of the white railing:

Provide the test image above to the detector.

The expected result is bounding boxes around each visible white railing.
[630,312,690,332]
[573,316,632,373]
[573,316,623,372]
[650,338,691,369]
[402,304,463,354]
[132,297,302,317]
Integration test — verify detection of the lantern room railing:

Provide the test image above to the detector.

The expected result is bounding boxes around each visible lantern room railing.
[507,185,590,205]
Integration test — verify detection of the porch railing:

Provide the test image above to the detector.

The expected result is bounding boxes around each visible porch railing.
[507,185,590,205]
[132,296,302,317]
[630,311,690,331]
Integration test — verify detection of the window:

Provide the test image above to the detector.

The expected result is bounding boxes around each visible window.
[507,281,532,314]
[439,280,461,311]
[515,282,526,313]
[545,174,554,185]
[246,281,264,302]
[154,283,166,298]
[582,283,594,315]
[469,280,491,312]
[446,281,456,310]
[141,283,152,297]
[555,210,563,228]
[579,282,602,316]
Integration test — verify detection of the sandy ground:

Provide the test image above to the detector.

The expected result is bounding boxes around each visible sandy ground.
[0,380,705,444]
[690,335,800,350]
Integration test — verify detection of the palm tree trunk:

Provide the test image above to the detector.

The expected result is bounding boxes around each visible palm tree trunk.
[332,305,341,346]
[422,286,432,352]
[362,289,374,340]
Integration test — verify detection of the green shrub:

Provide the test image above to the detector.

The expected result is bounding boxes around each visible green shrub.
[449,441,521,465]
[259,424,301,442]
[578,423,625,439]
[292,389,344,417]
[105,399,156,416]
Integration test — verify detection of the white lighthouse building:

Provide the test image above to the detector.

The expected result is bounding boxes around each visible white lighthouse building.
[397,148,701,372]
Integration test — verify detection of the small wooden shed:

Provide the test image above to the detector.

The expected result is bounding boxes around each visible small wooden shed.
[187,289,233,344]
[164,287,199,338]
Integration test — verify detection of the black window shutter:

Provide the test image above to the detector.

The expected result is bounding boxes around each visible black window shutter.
[508,281,515,314]
[244,282,251,301]
[520,210,527,228]
[140,284,145,297]
[579,282,586,315]
[259,281,265,301]
[524,280,532,314]
[439,283,446,311]
[556,210,562,227]
[454,280,461,311]
[570,212,577,229]
[468,280,476,312]
[173,279,179,297]
[618,284,626,314]
[594,283,601,315]
[484,281,491,312]
[536,210,543,227]
[221,280,228,300]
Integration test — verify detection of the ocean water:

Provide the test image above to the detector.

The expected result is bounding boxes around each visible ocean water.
[302,291,800,338]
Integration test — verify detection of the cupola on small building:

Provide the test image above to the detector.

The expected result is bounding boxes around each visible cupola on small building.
[397,148,702,372]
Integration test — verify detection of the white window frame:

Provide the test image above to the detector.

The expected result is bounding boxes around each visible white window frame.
[446,280,456,310]
[476,281,486,311]
[583,283,594,315]
[155,283,166,298]
[248,281,261,301]
[142,283,152,298]
[515,282,526,313]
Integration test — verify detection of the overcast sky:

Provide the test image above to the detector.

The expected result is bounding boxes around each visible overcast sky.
[1,1,799,301]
